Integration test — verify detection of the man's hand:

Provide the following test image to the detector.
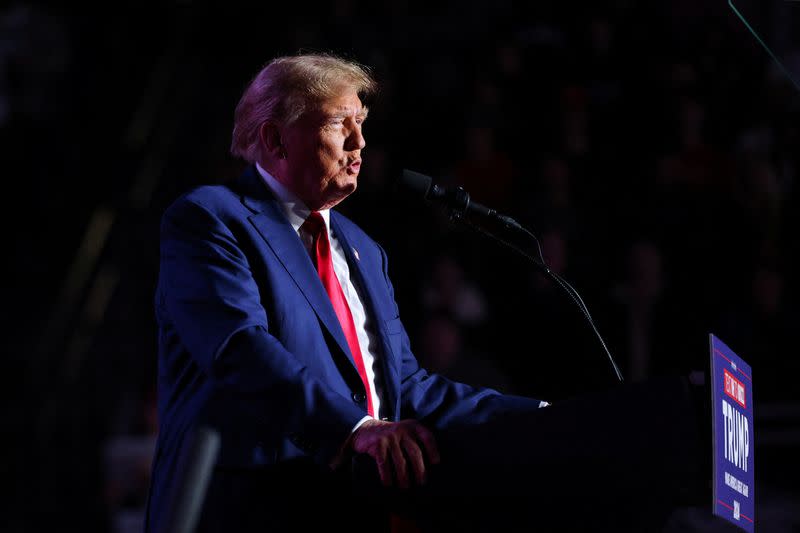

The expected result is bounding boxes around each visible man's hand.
[349,419,440,489]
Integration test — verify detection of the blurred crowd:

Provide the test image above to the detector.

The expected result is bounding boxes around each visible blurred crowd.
[2,1,798,531]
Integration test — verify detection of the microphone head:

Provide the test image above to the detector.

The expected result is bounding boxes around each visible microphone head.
[397,169,433,199]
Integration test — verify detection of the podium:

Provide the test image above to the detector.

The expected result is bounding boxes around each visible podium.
[169,377,713,533]
[352,377,711,532]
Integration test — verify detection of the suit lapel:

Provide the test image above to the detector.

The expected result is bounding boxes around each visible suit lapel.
[235,167,356,370]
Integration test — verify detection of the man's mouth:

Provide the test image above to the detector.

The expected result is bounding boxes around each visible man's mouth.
[347,159,362,172]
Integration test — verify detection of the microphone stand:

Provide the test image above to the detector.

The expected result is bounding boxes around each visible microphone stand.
[443,196,625,384]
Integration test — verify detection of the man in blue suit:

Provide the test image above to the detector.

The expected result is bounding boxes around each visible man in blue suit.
[146,54,547,532]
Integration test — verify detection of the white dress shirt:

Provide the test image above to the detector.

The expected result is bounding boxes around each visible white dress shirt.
[256,163,382,430]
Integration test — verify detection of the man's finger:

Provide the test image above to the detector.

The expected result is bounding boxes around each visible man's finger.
[401,435,426,485]
[390,439,409,489]
[413,424,441,464]
[375,442,392,487]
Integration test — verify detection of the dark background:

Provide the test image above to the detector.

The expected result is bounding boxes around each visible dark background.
[2,1,798,531]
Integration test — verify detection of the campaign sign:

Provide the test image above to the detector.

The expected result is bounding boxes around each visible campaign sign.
[710,334,754,531]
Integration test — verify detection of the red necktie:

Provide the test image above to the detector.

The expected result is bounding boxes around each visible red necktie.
[302,212,374,417]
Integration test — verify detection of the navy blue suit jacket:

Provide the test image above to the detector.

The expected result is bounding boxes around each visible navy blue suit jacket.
[146,166,543,530]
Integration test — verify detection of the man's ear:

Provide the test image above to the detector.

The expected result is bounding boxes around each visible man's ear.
[258,121,285,159]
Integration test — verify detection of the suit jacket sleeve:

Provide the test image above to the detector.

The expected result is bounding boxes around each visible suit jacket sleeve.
[159,197,365,464]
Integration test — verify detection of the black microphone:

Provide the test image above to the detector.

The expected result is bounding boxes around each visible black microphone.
[398,169,524,232]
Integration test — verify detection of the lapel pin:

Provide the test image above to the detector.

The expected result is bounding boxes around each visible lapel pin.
[353,248,360,261]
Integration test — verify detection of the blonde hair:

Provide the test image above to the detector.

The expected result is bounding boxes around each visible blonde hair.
[230,54,376,163]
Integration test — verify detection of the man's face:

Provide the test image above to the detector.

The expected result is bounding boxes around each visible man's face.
[281,88,367,210]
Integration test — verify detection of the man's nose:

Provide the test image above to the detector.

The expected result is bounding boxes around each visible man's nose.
[346,125,366,151]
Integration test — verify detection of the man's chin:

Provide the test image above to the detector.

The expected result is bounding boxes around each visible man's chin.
[319,181,357,210]
[337,175,358,195]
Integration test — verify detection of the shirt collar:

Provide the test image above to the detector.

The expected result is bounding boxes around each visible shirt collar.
[255,162,331,234]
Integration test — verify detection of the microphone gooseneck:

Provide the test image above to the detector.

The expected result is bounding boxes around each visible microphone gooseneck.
[397,169,624,384]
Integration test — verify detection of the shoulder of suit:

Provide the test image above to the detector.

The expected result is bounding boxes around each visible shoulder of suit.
[166,183,244,218]
[182,183,240,209]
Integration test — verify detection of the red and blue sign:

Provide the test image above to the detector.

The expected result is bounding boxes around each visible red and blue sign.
[710,334,754,531]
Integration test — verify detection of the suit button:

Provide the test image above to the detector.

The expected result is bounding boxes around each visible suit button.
[352,391,365,403]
